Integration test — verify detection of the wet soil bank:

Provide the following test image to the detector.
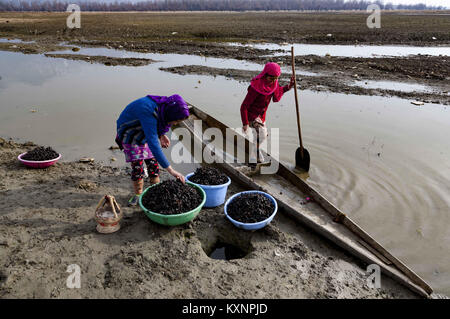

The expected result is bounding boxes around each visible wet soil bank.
[0,41,70,54]
[0,138,420,298]
[161,64,450,105]
[44,53,156,67]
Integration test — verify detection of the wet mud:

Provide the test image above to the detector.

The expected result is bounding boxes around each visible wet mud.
[44,53,156,67]
[0,138,420,298]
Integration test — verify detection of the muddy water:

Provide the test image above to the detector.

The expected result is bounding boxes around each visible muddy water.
[0,48,449,295]
[272,93,450,295]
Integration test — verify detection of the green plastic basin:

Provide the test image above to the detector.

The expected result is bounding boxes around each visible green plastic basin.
[139,181,206,226]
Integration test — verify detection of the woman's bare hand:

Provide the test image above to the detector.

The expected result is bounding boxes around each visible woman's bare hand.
[159,135,170,148]
[173,171,185,184]
[167,166,185,184]
[289,75,296,89]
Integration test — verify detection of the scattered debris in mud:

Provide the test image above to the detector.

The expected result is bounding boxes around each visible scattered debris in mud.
[141,180,203,215]
[77,180,98,192]
[189,167,228,185]
[79,157,95,163]
[227,193,275,223]
[21,146,59,161]
[44,53,156,67]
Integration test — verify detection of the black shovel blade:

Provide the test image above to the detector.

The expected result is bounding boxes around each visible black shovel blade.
[295,147,310,172]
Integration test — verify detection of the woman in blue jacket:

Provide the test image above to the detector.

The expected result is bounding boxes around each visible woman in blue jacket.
[116,94,190,206]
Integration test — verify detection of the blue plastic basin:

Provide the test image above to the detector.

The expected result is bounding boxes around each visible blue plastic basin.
[186,172,231,208]
[224,190,278,230]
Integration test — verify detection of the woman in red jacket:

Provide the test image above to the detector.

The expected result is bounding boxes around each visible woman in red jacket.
[240,62,295,163]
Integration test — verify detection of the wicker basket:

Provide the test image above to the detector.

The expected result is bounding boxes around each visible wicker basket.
[95,195,122,234]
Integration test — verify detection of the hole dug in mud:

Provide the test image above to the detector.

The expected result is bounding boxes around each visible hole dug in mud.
[0,270,7,286]
[200,231,253,261]
[209,241,247,260]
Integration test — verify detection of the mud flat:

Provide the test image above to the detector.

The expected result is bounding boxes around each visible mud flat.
[44,53,156,67]
[0,138,420,298]
[0,11,449,46]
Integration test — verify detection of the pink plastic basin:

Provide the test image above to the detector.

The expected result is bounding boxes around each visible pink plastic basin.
[18,152,61,169]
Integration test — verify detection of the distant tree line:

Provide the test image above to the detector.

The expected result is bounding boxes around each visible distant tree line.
[0,0,445,12]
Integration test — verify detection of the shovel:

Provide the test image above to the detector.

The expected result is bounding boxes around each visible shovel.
[291,46,310,172]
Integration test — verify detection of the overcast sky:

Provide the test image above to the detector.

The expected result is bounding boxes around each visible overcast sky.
[387,0,448,5]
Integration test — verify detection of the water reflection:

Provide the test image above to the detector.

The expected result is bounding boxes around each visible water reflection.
[0,52,76,88]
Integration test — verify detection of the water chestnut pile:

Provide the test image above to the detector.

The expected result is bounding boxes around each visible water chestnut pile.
[141,180,202,215]
[189,167,228,185]
[227,193,275,223]
[22,146,59,161]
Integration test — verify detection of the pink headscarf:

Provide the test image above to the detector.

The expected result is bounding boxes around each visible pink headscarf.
[250,62,281,95]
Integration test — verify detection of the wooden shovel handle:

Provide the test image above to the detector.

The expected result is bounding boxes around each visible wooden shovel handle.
[291,47,304,155]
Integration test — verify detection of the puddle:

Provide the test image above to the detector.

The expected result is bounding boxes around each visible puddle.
[350,80,436,93]
[208,241,248,260]
[228,42,450,58]
[0,38,34,44]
